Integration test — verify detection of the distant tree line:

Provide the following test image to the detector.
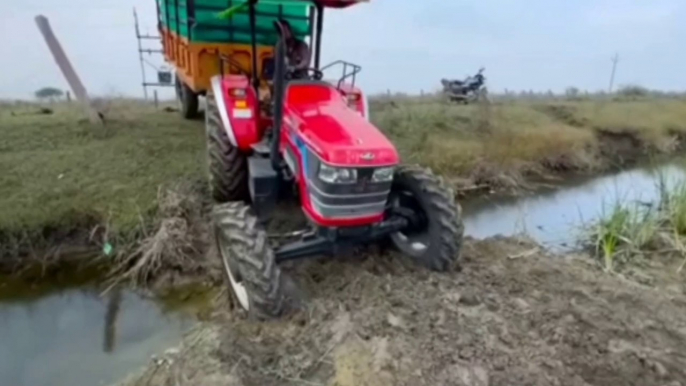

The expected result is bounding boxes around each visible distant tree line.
[34,87,65,101]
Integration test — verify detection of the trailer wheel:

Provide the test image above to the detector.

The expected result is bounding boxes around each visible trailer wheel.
[205,90,249,203]
[389,165,464,271]
[175,75,199,119]
[213,202,288,319]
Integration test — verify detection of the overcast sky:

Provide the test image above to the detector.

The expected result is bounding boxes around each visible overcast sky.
[1,0,684,99]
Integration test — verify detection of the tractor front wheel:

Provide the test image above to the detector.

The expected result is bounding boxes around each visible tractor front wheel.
[389,165,464,271]
[176,75,199,119]
[205,90,249,203]
[213,202,288,319]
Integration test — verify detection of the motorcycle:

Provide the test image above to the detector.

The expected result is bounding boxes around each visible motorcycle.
[441,67,489,104]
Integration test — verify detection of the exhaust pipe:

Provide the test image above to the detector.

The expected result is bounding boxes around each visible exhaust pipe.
[271,28,287,172]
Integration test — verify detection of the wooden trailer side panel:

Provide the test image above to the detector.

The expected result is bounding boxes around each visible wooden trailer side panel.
[162,29,276,93]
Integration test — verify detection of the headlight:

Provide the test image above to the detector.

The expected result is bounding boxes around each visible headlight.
[319,163,357,184]
[372,167,394,182]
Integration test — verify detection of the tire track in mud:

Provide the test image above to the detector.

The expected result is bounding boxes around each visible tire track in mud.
[122,236,686,386]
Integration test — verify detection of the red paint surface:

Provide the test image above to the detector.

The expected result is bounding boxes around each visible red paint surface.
[218,76,393,226]
[220,75,262,151]
[284,82,399,166]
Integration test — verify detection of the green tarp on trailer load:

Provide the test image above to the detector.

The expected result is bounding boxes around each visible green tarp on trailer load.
[158,0,311,45]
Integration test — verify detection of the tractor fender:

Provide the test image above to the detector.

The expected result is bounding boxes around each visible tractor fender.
[210,75,237,146]
[210,75,262,151]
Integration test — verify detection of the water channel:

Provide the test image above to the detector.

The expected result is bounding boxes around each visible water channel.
[2,160,685,386]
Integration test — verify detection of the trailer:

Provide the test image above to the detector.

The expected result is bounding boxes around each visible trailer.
[157,0,313,118]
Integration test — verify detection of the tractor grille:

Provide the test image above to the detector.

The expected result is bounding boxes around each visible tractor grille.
[304,149,392,219]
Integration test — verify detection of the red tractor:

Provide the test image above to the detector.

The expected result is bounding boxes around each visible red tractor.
[207,0,464,318]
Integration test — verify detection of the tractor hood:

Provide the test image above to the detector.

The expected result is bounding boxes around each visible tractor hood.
[284,83,399,166]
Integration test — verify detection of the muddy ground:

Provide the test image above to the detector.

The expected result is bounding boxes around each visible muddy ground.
[118,236,686,386]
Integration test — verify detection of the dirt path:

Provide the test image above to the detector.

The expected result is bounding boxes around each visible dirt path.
[120,237,686,386]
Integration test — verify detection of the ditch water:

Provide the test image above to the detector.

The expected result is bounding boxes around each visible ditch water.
[463,160,686,249]
[2,160,685,386]
[0,271,210,386]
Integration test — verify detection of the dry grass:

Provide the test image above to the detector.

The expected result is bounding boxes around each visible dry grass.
[561,100,686,150]
[109,182,208,287]
[372,100,596,187]
[372,97,686,189]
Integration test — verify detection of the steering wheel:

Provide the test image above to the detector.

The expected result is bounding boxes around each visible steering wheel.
[308,68,324,80]
[286,67,324,81]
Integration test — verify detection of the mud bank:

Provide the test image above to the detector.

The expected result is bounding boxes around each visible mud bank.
[117,237,686,386]
[0,181,217,292]
[452,128,686,197]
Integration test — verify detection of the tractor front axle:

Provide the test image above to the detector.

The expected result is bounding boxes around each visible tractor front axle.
[274,215,409,263]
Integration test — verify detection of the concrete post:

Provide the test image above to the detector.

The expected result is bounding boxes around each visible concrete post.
[35,15,102,124]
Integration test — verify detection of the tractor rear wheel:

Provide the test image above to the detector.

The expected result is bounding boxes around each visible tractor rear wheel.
[389,165,464,271]
[176,75,199,119]
[213,202,288,319]
[205,90,249,203]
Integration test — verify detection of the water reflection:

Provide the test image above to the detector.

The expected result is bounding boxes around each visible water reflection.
[0,287,192,386]
[103,287,122,353]
[463,162,686,249]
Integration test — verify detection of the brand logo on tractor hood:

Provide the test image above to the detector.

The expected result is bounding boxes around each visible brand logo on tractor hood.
[360,152,375,161]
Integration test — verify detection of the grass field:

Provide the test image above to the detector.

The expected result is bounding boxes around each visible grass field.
[1,96,685,260]
[373,97,686,187]
[0,101,204,246]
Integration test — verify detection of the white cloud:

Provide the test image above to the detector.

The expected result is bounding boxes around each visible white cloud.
[0,0,684,98]
[585,0,681,27]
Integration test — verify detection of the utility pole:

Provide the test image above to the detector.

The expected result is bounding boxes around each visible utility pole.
[608,53,619,93]
[35,15,102,124]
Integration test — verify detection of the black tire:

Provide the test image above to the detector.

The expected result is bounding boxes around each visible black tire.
[213,202,287,319]
[389,165,464,271]
[205,90,249,203]
[176,75,199,119]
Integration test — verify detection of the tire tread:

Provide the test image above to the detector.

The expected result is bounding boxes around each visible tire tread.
[206,92,249,202]
[393,165,464,271]
[213,202,285,319]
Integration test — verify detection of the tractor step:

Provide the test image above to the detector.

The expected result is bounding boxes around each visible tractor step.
[247,156,279,221]
[250,138,271,155]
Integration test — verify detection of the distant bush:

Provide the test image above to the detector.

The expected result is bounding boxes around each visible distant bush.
[34,87,64,101]
[616,85,650,98]
[564,86,590,101]
[565,87,580,99]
